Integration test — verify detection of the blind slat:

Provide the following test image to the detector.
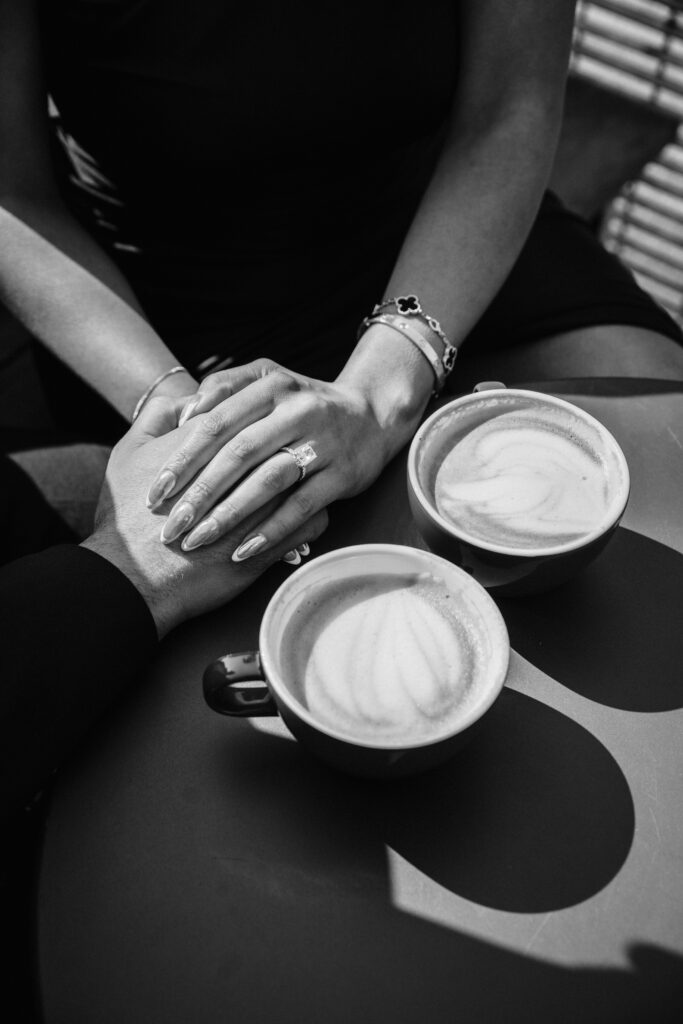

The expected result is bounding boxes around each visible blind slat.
[575,1,683,322]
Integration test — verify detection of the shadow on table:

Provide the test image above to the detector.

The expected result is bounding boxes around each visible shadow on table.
[236,691,633,915]
[498,527,683,712]
[202,726,673,1024]
[378,689,633,912]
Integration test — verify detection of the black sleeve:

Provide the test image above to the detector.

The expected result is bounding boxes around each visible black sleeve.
[0,544,158,819]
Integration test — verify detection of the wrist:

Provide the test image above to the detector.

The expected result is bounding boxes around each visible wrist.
[131,368,198,423]
[152,369,198,401]
[338,322,433,453]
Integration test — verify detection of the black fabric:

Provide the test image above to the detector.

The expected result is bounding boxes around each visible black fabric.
[36,0,681,400]
[0,542,157,1021]
[0,543,157,820]
[463,192,683,353]
[0,453,77,567]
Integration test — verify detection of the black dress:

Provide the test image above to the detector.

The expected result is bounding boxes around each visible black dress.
[38,0,681,392]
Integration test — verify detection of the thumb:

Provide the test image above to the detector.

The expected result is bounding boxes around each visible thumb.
[129,394,184,443]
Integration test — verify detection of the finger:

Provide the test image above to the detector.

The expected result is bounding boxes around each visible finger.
[171,448,307,548]
[281,542,311,566]
[228,475,332,561]
[146,375,289,509]
[245,509,328,573]
[178,358,280,426]
[161,403,320,542]
[129,393,184,443]
[282,549,302,565]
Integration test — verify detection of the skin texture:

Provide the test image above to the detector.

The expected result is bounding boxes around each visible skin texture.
[83,396,327,637]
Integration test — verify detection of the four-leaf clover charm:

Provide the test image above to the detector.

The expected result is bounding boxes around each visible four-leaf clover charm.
[396,295,422,316]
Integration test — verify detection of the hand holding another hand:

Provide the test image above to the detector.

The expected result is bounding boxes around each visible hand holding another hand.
[83,393,327,637]
[144,356,424,563]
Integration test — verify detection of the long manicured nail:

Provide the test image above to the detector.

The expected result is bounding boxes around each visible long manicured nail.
[297,543,310,557]
[283,550,302,565]
[147,469,176,509]
[160,502,195,544]
[182,517,219,551]
[232,533,267,562]
[178,397,200,427]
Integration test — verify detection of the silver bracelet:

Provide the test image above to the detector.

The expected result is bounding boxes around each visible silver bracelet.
[371,294,457,374]
[360,313,446,393]
[131,365,187,422]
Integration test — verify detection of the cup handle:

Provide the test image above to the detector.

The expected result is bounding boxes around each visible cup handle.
[203,651,278,717]
[473,380,506,392]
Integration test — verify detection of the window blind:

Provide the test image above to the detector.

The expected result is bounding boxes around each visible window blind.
[572,0,683,324]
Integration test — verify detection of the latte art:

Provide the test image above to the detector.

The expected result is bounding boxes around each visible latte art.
[434,408,618,550]
[282,573,478,743]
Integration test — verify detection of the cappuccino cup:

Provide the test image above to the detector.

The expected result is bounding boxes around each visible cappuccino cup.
[408,384,630,596]
[203,544,509,778]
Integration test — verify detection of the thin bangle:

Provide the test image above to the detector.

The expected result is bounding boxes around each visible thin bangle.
[131,365,188,422]
[371,294,458,374]
[360,314,446,394]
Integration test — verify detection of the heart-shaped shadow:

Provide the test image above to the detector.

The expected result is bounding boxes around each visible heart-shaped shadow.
[378,689,634,913]
[498,527,683,712]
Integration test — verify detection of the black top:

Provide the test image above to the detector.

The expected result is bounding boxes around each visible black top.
[39,1,459,377]
[0,543,157,820]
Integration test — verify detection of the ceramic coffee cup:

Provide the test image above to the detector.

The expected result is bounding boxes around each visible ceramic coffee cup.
[407,383,630,596]
[203,544,510,779]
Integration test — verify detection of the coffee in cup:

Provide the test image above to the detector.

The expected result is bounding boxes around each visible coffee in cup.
[281,570,485,746]
[408,385,630,595]
[203,545,509,778]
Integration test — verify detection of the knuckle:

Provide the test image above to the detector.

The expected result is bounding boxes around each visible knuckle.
[267,368,299,397]
[165,447,192,475]
[199,411,226,440]
[226,433,256,464]
[254,357,279,376]
[185,477,214,505]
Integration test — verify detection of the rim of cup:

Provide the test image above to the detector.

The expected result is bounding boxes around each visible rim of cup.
[258,543,510,751]
[408,388,631,560]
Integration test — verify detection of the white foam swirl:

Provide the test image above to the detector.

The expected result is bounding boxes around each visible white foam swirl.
[434,410,612,549]
[297,577,473,743]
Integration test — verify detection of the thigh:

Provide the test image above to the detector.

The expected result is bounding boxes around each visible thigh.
[453,324,683,391]
[456,192,683,389]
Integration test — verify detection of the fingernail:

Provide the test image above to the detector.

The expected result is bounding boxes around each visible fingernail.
[181,517,219,551]
[160,502,195,544]
[147,469,176,509]
[178,397,200,427]
[232,533,267,562]
[282,550,302,565]
[297,543,310,557]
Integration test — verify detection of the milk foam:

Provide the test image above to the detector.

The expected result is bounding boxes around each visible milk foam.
[434,407,618,550]
[281,573,478,744]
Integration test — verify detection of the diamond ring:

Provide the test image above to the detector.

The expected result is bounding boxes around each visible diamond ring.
[278,442,318,482]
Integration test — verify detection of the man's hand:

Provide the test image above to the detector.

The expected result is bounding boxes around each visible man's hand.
[82,395,328,637]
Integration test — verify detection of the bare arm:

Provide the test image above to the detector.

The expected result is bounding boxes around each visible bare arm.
[339,0,576,439]
[0,0,196,420]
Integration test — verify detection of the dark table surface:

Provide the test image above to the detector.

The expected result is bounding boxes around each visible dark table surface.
[38,379,683,1023]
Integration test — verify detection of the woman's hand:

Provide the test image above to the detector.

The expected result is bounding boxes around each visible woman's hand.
[144,355,426,560]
